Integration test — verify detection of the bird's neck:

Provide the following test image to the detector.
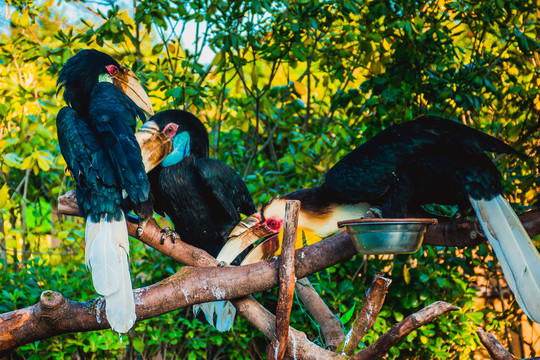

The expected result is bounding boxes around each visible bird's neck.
[162,131,192,167]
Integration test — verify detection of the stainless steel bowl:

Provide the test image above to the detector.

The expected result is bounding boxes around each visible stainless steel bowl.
[338,218,437,255]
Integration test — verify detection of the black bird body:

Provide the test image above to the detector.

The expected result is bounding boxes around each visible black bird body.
[152,156,255,256]
[144,110,256,257]
[58,82,150,221]
[220,115,540,325]
[56,49,154,333]
[322,115,514,216]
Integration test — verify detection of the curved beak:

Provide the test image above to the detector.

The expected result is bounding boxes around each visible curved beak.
[216,213,278,265]
[113,67,154,116]
[135,120,173,173]
[239,235,280,265]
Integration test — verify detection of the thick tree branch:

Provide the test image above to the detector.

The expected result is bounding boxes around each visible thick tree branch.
[295,278,345,350]
[476,330,517,360]
[0,219,355,355]
[342,272,392,355]
[422,208,540,248]
[350,301,459,360]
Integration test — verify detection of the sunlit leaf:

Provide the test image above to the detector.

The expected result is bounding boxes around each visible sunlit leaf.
[0,184,9,209]
[293,81,306,96]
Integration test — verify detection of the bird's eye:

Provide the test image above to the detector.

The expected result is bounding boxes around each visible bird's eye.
[266,218,281,231]
[163,123,179,138]
[106,65,119,77]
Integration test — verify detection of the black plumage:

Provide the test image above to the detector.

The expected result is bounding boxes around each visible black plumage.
[57,49,152,222]
[322,115,515,216]
[56,49,154,333]
[146,110,256,257]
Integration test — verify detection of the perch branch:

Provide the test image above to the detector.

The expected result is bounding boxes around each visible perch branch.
[476,330,517,360]
[295,277,344,350]
[270,200,300,360]
[1,205,357,355]
[350,301,459,360]
[341,272,392,355]
[422,208,540,248]
[56,192,346,359]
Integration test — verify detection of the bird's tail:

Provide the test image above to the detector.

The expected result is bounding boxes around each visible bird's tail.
[470,195,540,322]
[193,300,236,332]
[85,212,136,333]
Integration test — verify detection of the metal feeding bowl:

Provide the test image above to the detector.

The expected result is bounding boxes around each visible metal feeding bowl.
[337,218,438,255]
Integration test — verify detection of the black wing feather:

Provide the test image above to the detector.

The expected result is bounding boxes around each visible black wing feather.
[88,82,149,205]
[56,106,122,220]
[196,158,256,218]
[324,115,516,202]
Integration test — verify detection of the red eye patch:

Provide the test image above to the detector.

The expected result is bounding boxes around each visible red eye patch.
[163,123,179,138]
[265,217,283,231]
[106,65,119,77]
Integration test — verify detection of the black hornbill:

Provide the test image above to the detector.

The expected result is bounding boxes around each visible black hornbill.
[56,49,158,333]
[219,115,540,324]
[135,109,257,331]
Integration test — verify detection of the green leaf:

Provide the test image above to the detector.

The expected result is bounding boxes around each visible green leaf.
[132,337,145,353]
[152,43,164,55]
[35,124,52,140]
[339,302,356,325]
[10,11,20,26]
[3,153,23,169]
[403,264,411,284]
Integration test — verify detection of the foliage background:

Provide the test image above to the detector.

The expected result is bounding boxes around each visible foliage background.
[0,0,539,358]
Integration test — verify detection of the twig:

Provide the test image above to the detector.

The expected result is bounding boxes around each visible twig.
[341,272,392,355]
[269,200,300,360]
[350,301,459,360]
[295,278,344,350]
[476,330,517,360]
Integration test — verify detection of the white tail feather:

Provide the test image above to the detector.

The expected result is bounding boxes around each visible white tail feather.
[194,245,241,332]
[85,212,136,333]
[470,195,540,323]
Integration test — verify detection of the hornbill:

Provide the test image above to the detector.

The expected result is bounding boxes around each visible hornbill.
[56,49,156,333]
[136,109,257,331]
[217,115,540,325]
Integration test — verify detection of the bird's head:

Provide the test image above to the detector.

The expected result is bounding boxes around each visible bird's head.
[216,196,324,265]
[57,49,154,116]
[135,109,209,171]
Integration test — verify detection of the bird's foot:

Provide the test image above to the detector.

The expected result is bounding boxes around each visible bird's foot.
[160,226,181,245]
[365,207,383,219]
[136,218,149,237]
[218,261,230,267]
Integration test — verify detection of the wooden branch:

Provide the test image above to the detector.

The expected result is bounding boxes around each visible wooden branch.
[349,301,459,360]
[57,192,347,359]
[270,200,300,360]
[422,208,540,248]
[295,278,344,350]
[0,226,357,355]
[342,272,392,355]
[476,330,517,360]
